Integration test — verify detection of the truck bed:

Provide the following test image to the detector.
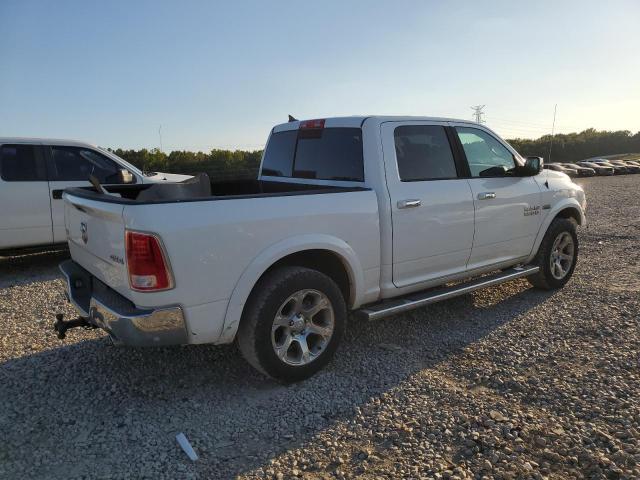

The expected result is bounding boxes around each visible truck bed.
[65,177,368,205]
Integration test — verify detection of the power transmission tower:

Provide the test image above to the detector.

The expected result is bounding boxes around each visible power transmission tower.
[471,105,486,124]
[158,125,163,153]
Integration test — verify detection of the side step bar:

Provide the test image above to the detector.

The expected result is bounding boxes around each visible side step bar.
[357,265,539,321]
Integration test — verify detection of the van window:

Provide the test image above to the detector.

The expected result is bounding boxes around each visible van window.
[0,145,47,181]
[262,128,364,181]
[49,146,125,183]
[394,126,458,181]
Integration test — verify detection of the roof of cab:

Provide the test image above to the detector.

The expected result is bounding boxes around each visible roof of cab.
[272,115,479,132]
[0,137,97,148]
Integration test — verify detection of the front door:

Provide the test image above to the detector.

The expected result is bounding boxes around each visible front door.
[451,125,543,270]
[45,145,127,243]
[381,122,475,288]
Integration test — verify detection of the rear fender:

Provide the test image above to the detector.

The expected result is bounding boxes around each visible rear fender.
[218,234,365,343]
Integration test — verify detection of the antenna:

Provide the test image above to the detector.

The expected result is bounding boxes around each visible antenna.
[548,104,557,163]
[471,105,486,124]
[158,125,163,152]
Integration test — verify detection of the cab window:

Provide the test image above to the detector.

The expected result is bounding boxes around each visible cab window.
[456,127,515,177]
[394,125,458,181]
[262,128,364,181]
[0,145,47,181]
[49,146,127,183]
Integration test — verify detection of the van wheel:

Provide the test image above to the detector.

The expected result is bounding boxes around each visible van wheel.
[237,266,347,382]
[528,217,578,290]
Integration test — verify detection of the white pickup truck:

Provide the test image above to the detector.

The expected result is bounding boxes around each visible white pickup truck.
[57,116,586,382]
[0,138,190,254]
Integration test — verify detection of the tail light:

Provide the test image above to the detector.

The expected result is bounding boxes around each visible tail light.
[125,230,174,291]
[299,119,325,129]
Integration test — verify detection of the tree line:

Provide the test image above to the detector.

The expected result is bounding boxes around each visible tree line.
[507,128,640,163]
[111,128,640,180]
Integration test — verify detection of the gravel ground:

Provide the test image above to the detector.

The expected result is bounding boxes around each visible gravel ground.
[1,175,638,479]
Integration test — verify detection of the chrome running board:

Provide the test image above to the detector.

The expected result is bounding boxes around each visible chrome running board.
[357,265,539,321]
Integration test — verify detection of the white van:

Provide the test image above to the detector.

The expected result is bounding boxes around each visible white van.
[0,138,191,254]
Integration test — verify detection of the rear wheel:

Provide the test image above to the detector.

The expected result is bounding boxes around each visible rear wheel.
[237,266,346,382]
[528,217,578,290]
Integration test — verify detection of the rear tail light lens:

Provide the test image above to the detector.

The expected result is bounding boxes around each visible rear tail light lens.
[125,230,173,291]
[299,119,325,130]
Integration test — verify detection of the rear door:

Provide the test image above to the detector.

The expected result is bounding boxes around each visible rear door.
[381,121,475,288]
[451,124,542,270]
[0,143,53,249]
[46,145,129,243]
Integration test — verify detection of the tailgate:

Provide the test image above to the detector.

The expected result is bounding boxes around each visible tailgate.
[64,192,129,296]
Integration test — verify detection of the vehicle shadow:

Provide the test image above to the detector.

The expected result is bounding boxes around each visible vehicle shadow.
[0,249,69,288]
[0,281,555,479]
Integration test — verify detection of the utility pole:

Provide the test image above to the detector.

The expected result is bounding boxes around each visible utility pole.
[471,105,486,124]
[158,125,163,153]
[548,104,557,163]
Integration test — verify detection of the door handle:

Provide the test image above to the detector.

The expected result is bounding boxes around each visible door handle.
[477,192,496,200]
[52,190,64,200]
[397,199,421,209]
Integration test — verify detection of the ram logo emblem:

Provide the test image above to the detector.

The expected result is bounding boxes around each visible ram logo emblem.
[80,222,88,244]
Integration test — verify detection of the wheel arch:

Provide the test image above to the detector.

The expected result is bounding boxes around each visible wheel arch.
[218,235,365,343]
[527,199,584,263]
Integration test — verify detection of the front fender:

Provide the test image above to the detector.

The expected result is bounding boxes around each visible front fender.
[527,197,585,263]
[217,234,365,343]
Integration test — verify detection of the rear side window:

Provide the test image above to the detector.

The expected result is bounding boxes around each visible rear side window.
[262,127,364,181]
[394,126,458,181]
[0,144,46,181]
[49,146,124,183]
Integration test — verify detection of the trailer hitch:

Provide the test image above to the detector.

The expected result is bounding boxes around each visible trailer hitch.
[53,313,96,340]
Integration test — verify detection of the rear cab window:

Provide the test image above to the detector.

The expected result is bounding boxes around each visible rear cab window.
[262,125,364,182]
[0,144,47,181]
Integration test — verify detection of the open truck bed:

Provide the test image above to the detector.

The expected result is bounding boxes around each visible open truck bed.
[64,176,368,205]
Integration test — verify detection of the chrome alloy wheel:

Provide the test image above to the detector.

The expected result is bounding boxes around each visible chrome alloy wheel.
[271,289,335,366]
[550,231,575,280]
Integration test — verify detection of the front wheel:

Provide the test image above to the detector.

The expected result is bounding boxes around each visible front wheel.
[237,266,347,382]
[528,217,578,290]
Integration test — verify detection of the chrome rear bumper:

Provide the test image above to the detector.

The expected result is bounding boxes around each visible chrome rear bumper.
[59,259,188,346]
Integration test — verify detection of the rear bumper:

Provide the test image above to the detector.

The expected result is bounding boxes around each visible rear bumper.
[59,259,188,346]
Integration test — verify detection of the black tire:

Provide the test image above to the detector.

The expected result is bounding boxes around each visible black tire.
[528,217,578,290]
[237,266,347,382]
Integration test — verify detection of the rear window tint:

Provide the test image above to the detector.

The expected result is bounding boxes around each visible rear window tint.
[262,127,364,182]
[261,130,297,177]
[0,144,46,181]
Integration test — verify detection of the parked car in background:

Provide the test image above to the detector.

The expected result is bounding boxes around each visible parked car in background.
[591,159,628,174]
[623,160,640,169]
[544,163,578,176]
[609,159,640,173]
[577,161,615,176]
[559,163,595,177]
[0,138,191,254]
[57,115,586,381]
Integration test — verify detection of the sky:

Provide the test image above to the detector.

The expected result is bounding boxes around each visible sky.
[1,0,639,151]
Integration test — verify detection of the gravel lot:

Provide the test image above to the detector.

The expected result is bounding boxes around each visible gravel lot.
[1,175,638,479]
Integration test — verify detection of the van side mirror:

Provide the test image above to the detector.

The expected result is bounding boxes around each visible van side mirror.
[520,156,543,176]
[119,169,134,184]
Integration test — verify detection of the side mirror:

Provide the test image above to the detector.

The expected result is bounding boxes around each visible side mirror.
[520,156,544,176]
[119,169,134,184]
